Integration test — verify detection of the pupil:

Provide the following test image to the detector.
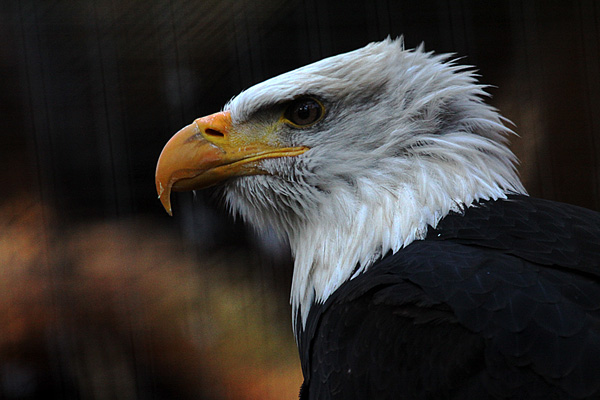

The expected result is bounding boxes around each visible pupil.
[297,104,311,120]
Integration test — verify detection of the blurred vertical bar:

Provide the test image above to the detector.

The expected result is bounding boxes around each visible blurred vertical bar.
[507,0,556,198]
[15,0,56,212]
[87,0,133,217]
[576,0,600,209]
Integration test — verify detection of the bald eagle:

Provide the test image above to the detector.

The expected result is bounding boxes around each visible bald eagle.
[155,38,600,399]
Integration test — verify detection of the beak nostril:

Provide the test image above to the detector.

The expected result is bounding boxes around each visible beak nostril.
[204,128,225,138]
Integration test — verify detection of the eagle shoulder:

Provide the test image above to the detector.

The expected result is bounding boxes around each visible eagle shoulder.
[297,195,600,399]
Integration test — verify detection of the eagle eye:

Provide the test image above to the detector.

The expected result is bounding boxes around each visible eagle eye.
[283,97,324,127]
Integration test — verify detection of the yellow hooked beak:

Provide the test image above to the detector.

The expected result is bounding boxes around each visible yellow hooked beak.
[155,111,309,215]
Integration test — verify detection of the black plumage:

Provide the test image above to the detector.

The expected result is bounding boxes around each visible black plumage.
[297,195,600,399]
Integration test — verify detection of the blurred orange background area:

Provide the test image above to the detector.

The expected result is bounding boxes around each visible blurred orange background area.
[0,197,301,399]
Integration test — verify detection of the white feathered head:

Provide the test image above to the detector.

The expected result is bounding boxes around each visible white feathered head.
[156,37,525,325]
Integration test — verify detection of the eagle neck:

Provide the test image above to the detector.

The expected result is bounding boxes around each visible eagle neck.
[289,165,521,334]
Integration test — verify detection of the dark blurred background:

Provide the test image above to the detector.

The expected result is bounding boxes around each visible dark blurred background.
[1,0,599,399]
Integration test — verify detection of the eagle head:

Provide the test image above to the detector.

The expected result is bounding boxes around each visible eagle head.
[155,37,525,326]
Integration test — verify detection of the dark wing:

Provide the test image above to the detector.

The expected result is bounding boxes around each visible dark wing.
[297,195,600,399]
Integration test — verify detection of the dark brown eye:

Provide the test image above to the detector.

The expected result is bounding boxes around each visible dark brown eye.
[284,97,324,127]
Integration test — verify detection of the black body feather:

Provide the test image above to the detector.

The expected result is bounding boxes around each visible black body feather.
[297,195,600,399]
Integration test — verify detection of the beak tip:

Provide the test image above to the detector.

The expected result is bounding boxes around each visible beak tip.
[156,181,174,216]
[157,196,173,216]
[161,196,173,216]
[161,199,174,216]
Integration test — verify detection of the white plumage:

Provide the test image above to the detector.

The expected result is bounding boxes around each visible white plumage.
[220,38,525,328]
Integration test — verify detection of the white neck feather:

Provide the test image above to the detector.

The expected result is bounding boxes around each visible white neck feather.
[289,138,524,331]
